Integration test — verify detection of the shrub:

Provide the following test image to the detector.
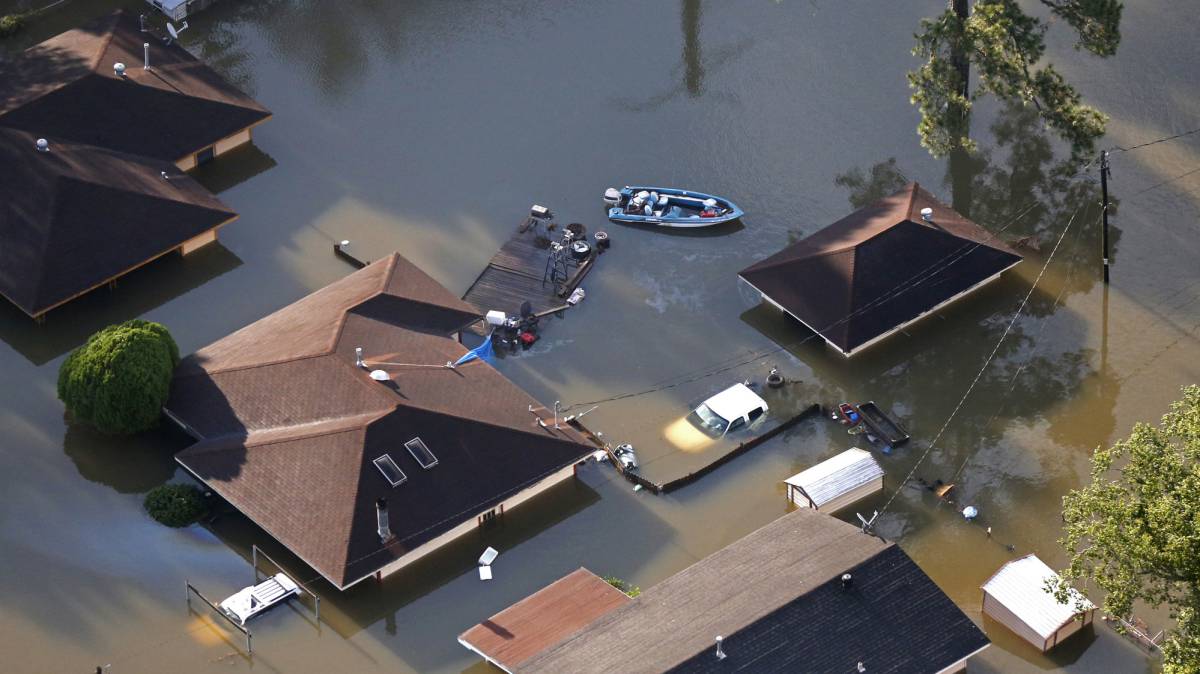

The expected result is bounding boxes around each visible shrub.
[58,320,180,434]
[144,484,206,527]
[603,575,642,598]
[0,14,25,38]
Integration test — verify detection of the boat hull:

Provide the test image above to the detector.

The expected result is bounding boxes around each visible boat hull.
[606,186,743,228]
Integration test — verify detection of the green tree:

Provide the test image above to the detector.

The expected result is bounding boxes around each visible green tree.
[57,320,180,435]
[909,1,1122,160]
[144,483,207,527]
[1057,385,1200,674]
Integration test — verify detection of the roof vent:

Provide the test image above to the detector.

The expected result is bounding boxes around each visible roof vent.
[714,636,726,660]
[369,369,390,381]
[35,138,49,152]
[143,42,150,70]
[114,62,126,77]
[160,171,169,180]
[920,207,934,222]
[355,346,364,368]
[376,497,395,543]
[857,663,867,673]
[841,573,853,589]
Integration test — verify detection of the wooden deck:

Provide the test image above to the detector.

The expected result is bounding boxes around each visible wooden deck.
[463,218,598,335]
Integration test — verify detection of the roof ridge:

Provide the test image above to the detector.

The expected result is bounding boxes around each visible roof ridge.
[88,13,121,73]
[904,181,920,221]
[327,254,397,354]
[367,386,587,446]
[181,410,391,454]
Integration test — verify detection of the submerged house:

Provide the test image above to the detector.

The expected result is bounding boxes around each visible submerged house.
[739,183,1022,357]
[461,507,990,673]
[0,128,236,319]
[981,554,1096,652]
[0,10,271,318]
[0,10,271,170]
[163,253,594,590]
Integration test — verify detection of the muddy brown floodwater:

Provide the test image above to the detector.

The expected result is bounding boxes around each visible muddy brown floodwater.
[1,1,1197,672]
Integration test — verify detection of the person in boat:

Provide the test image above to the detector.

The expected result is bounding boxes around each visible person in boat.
[625,194,644,215]
[700,198,723,218]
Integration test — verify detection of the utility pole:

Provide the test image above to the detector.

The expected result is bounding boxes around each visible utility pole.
[1100,150,1111,284]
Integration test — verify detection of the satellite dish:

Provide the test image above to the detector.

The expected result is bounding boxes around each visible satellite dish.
[165,21,188,43]
[369,369,390,381]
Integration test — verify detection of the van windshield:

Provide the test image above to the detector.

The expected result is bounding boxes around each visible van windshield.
[693,403,729,432]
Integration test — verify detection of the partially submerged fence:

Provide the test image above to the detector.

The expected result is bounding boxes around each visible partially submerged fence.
[185,581,253,653]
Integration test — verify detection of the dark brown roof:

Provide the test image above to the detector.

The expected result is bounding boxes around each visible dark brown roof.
[0,127,236,317]
[740,183,1022,355]
[166,253,593,589]
[523,508,988,673]
[459,568,632,671]
[0,11,271,162]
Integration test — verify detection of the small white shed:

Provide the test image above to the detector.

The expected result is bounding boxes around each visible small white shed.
[783,448,884,513]
[981,554,1096,652]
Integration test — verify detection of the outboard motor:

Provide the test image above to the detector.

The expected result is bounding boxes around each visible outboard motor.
[603,187,623,206]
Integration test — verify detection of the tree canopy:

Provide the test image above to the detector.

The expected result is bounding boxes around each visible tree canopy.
[1057,385,1200,674]
[57,319,180,435]
[909,0,1122,159]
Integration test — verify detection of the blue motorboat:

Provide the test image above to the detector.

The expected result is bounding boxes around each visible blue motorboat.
[603,186,743,228]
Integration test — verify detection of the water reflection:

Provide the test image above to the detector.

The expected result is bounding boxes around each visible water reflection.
[188,143,278,195]
[63,421,191,494]
[0,244,242,365]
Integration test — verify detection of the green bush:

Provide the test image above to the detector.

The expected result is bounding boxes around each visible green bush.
[0,14,25,38]
[57,320,180,434]
[603,575,642,598]
[144,483,206,527]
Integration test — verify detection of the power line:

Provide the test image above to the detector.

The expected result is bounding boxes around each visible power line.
[868,205,1088,532]
[1111,126,1200,154]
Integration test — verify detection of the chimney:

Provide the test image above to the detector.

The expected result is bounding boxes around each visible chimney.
[376,498,394,543]
[841,573,853,590]
[714,636,726,660]
[35,138,49,153]
[920,207,934,222]
[143,43,150,70]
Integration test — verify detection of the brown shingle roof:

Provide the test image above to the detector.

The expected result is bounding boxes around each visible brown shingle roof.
[522,508,989,673]
[0,127,236,317]
[740,183,1022,355]
[167,253,592,589]
[0,11,271,162]
[459,568,632,672]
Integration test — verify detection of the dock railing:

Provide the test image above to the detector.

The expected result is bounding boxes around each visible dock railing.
[252,544,321,625]
[185,580,252,654]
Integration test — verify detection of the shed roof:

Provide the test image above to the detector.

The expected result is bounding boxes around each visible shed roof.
[0,10,271,162]
[0,127,236,317]
[166,253,593,589]
[982,554,1095,639]
[739,183,1022,355]
[522,508,989,673]
[459,568,633,672]
[784,447,883,509]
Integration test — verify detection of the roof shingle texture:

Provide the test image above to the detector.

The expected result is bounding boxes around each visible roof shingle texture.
[167,253,592,589]
[0,10,271,162]
[0,127,235,316]
[740,183,1022,354]
[523,508,988,673]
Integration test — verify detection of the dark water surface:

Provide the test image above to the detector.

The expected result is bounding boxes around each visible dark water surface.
[2,1,1198,672]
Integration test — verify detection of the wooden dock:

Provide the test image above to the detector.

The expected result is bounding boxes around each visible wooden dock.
[463,218,598,335]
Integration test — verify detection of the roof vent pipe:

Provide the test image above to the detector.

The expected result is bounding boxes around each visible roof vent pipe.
[376,498,394,543]
[355,347,364,368]
[143,42,150,70]
[920,207,934,222]
[35,138,49,152]
[841,573,853,589]
[714,636,726,660]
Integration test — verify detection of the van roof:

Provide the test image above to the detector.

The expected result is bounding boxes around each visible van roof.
[700,383,768,422]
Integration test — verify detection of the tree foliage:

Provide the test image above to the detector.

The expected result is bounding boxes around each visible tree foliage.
[909,0,1122,159]
[57,320,180,435]
[1057,385,1200,674]
[144,484,207,528]
[604,575,642,598]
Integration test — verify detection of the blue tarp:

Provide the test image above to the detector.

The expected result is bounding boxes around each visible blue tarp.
[454,334,494,366]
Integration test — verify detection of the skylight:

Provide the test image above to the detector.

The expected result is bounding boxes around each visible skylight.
[404,437,438,469]
[373,454,407,486]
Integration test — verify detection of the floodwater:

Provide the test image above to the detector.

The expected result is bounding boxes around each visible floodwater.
[1,1,1197,672]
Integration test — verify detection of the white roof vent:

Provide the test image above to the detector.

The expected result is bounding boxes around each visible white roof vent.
[35,138,49,152]
[114,62,126,77]
[920,207,934,222]
[369,369,390,381]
